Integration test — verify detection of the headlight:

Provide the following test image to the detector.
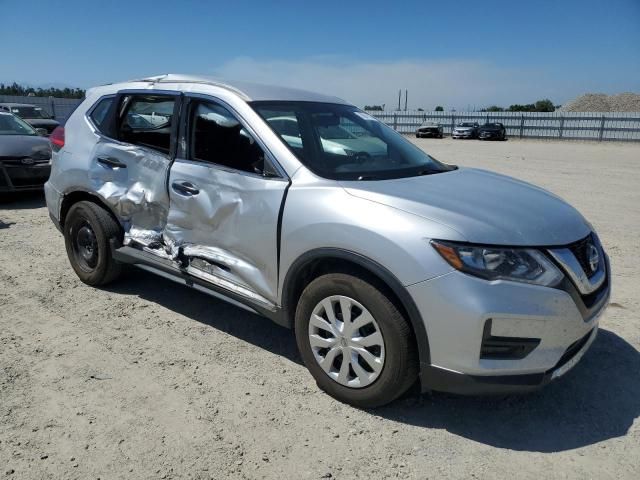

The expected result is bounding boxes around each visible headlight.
[431,240,563,287]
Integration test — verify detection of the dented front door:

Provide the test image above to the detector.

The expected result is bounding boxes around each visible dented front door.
[163,98,289,306]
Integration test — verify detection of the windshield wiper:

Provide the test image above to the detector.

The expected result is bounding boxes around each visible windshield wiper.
[416,169,440,176]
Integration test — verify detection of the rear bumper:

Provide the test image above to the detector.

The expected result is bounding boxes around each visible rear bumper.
[0,162,51,192]
[44,180,63,231]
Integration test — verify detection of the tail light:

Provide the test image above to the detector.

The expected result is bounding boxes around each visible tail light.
[50,126,65,152]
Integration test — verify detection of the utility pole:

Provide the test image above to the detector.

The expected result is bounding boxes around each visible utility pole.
[404,89,408,111]
[397,90,401,111]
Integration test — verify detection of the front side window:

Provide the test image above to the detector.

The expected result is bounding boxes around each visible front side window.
[189,101,267,175]
[253,102,454,180]
[0,113,37,136]
[118,95,175,154]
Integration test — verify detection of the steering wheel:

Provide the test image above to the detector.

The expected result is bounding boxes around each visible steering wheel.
[352,151,372,164]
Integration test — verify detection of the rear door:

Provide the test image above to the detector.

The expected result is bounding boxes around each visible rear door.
[88,90,181,239]
[164,95,289,306]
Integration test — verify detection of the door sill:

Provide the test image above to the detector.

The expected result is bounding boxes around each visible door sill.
[112,245,288,327]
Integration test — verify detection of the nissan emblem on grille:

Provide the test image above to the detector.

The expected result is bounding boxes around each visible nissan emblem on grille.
[587,243,599,273]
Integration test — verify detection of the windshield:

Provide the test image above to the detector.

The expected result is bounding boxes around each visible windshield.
[10,106,50,119]
[0,113,38,136]
[482,123,501,129]
[458,122,476,127]
[252,102,454,180]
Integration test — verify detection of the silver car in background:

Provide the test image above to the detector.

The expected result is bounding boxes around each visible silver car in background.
[45,75,610,407]
[452,121,479,139]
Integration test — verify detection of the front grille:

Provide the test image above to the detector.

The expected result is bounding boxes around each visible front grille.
[567,234,598,279]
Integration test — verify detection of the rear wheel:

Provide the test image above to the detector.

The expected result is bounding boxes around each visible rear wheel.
[64,201,123,286]
[295,273,418,408]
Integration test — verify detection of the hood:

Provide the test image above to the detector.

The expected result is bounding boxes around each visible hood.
[341,168,591,246]
[0,135,52,159]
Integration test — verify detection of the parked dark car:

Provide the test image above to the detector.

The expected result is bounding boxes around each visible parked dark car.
[478,122,507,140]
[0,103,60,135]
[452,122,479,139]
[0,111,52,194]
[415,121,443,138]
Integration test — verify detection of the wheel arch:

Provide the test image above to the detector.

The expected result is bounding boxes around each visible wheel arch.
[281,248,431,370]
[59,189,122,234]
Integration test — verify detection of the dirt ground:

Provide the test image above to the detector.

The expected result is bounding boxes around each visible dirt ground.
[1,138,639,480]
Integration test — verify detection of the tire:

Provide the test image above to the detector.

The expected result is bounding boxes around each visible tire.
[415,133,420,138]
[294,273,418,408]
[64,201,123,286]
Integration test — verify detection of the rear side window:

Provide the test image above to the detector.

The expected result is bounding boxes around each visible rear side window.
[118,95,175,154]
[88,96,114,132]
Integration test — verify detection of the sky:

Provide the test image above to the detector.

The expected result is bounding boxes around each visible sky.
[1,0,639,110]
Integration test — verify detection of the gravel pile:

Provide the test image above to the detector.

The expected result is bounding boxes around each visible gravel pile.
[560,92,640,112]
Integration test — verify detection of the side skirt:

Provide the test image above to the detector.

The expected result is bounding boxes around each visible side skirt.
[112,245,289,328]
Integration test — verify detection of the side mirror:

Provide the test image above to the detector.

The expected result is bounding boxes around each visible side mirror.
[36,128,48,136]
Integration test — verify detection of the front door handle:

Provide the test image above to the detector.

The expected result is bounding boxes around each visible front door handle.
[97,156,127,169]
[172,181,200,196]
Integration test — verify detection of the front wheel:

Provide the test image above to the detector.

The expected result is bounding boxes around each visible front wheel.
[295,273,418,408]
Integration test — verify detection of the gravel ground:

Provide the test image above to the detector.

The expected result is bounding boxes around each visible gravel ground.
[1,138,639,479]
[560,92,640,112]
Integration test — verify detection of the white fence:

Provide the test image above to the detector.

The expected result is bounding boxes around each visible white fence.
[366,110,640,142]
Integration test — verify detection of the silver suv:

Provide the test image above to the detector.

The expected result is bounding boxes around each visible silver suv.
[45,75,610,407]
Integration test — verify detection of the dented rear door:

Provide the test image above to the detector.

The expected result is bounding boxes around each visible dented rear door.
[163,96,289,307]
[89,91,181,238]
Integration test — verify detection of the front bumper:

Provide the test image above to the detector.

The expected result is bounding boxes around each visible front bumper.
[416,130,441,137]
[478,132,501,139]
[0,161,51,192]
[452,131,474,138]
[409,253,610,394]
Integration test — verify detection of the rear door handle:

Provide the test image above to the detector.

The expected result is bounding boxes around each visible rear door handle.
[97,156,127,169]
[172,181,200,196]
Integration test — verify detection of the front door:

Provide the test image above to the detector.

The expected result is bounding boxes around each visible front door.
[164,97,289,306]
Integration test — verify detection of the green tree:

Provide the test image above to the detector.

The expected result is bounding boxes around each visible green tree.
[364,105,384,111]
[486,105,504,112]
[534,99,555,112]
[434,106,444,111]
[0,82,85,99]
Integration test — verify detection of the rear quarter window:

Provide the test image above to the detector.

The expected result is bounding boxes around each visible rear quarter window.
[88,96,114,133]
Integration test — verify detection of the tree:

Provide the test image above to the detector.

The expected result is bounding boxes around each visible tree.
[434,106,444,111]
[507,99,556,112]
[0,82,85,99]
[486,105,504,112]
[417,107,424,111]
[364,105,384,111]
[534,99,555,112]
